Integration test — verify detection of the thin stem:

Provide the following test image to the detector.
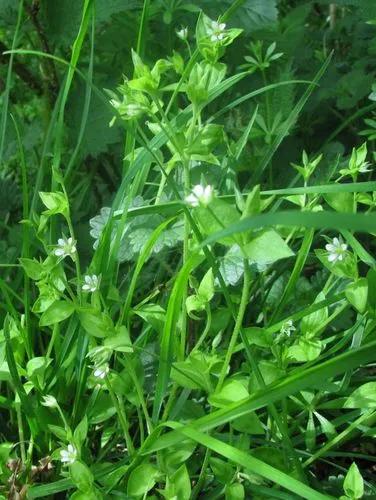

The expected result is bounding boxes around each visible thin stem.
[105,376,135,456]
[191,448,211,499]
[217,259,251,389]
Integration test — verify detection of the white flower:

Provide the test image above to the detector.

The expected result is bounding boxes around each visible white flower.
[176,27,188,40]
[60,444,77,465]
[41,395,58,408]
[82,274,99,293]
[358,162,372,173]
[54,236,77,260]
[208,20,226,42]
[93,364,109,379]
[185,185,214,207]
[280,319,295,337]
[325,236,348,263]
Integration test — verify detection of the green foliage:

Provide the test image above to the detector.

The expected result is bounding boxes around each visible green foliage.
[0,0,375,499]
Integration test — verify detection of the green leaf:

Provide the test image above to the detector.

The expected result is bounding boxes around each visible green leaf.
[127,463,159,497]
[243,327,273,348]
[366,268,376,317]
[26,356,51,379]
[209,379,249,408]
[243,229,294,269]
[219,246,245,286]
[171,352,219,392]
[198,268,214,302]
[169,464,191,500]
[133,303,165,333]
[288,338,322,362]
[103,325,133,352]
[232,412,264,435]
[225,482,245,500]
[70,461,94,493]
[324,192,354,213]
[160,440,196,474]
[40,301,75,327]
[39,191,68,215]
[19,258,45,280]
[344,382,376,409]
[301,292,328,337]
[210,457,235,484]
[48,424,67,441]
[73,415,88,448]
[195,198,241,246]
[78,308,114,338]
[343,463,364,499]
[345,278,368,313]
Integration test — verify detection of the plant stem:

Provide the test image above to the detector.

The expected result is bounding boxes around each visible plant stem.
[217,259,251,389]
[106,376,135,457]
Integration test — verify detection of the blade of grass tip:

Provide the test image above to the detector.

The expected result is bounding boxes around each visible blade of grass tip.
[250,52,333,184]
[11,114,33,359]
[136,0,150,56]
[202,211,376,248]
[142,339,376,453]
[64,7,95,185]
[152,254,201,423]
[51,0,93,186]
[270,229,314,323]
[165,423,333,500]
[0,0,24,165]
[220,0,246,21]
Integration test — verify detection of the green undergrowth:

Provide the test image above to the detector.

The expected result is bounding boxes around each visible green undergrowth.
[0,1,375,499]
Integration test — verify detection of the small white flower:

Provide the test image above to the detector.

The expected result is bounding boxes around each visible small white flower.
[93,364,109,379]
[185,185,214,207]
[82,274,99,293]
[41,395,58,408]
[54,236,77,260]
[358,162,372,173]
[208,20,226,42]
[280,319,295,337]
[325,236,348,263]
[60,444,77,465]
[176,27,188,40]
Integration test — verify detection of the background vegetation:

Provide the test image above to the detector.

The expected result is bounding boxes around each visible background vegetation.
[0,0,375,498]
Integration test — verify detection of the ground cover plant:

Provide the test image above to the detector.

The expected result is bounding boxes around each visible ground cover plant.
[0,0,376,498]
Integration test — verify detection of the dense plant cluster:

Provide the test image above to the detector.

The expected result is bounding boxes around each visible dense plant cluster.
[0,0,375,499]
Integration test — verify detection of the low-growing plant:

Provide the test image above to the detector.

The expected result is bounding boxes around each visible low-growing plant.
[0,1,375,499]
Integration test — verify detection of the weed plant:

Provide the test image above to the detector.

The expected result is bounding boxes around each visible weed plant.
[0,1,375,499]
